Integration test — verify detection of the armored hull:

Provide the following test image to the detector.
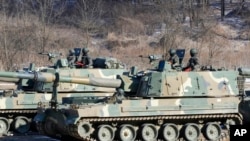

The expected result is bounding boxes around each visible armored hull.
[0,66,125,135]
[33,61,247,141]
[38,97,240,141]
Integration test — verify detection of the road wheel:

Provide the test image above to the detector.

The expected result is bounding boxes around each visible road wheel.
[203,122,221,141]
[12,116,31,134]
[0,117,9,135]
[161,123,179,141]
[97,124,115,141]
[140,123,158,141]
[118,124,136,141]
[182,123,200,141]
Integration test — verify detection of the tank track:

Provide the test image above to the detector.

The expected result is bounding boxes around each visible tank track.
[73,131,230,141]
[67,113,241,141]
[0,109,37,134]
[0,109,37,114]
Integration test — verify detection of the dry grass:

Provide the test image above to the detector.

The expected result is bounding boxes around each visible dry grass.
[0,1,249,70]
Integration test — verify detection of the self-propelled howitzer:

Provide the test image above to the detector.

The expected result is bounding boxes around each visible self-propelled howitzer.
[0,47,127,135]
[0,68,124,135]
[34,60,250,141]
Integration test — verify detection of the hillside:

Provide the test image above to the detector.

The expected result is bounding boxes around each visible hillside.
[0,0,249,71]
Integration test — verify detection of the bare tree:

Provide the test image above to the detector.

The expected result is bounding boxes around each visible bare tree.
[0,0,67,70]
[26,0,66,52]
[71,0,105,47]
[0,0,38,70]
[154,1,184,58]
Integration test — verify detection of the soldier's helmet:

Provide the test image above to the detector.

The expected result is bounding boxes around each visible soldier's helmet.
[82,48,89,54]
[168,49,176,56]
[69,49,75,55]
[190,48,198,57]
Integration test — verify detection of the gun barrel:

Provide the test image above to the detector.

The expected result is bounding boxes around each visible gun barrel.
[0,71,121,88]
[60,76,121,88]
[0,77,19,83]
[0,82,18,90]
[0,71,55,82]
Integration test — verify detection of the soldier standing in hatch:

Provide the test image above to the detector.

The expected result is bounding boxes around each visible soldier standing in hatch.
[184,48,200,71]
[81,47,93,68]
[67,49,76,68]
[167,48,180,69]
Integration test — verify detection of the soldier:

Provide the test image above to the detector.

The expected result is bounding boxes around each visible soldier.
[167,48,180,69]
[67,49,76,68]
[184,48,200,71]
[81,47,92,68]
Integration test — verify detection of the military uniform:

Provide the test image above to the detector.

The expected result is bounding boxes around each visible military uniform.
[168,55,180,68]
[185,48,200,71]
[67,49,76,68]
[167,49,180,69]
[187,56,199,70]
[81,48,93,68]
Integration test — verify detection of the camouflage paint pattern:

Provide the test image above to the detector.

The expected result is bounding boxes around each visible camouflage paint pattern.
[33,61,247,141]
[64,96,239,121]
[0,67,126,135]
[59,62,241,121]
